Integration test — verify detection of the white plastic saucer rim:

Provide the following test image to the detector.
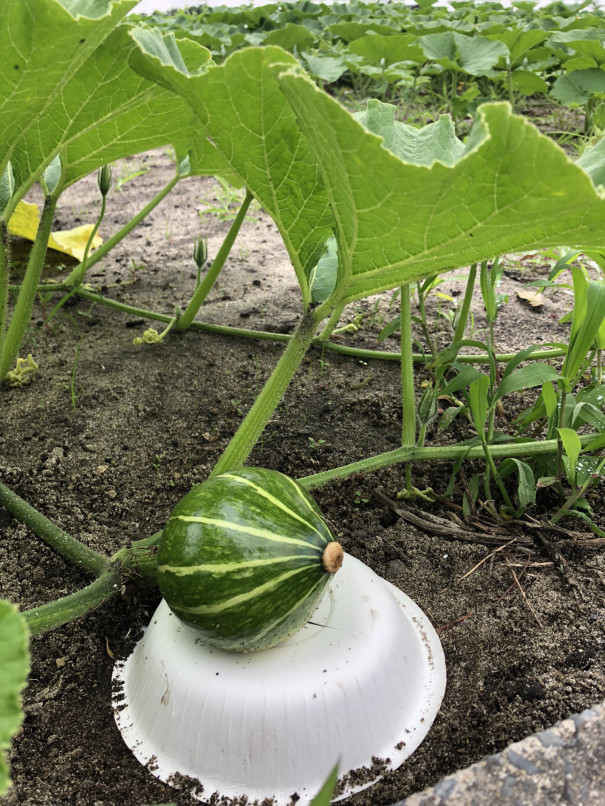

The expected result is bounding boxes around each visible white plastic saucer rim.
[112,554,446,806]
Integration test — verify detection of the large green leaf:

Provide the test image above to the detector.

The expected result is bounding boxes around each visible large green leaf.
[303,52,348,83]
[419,31,509,76]
[246,23,316,53]
[550,68,605,106]
[327,21,400,43]
[353,100,464,166]
[130,36,333,309]
[486,29,549,68]
[8,26,213,212]
[278,70,605,306]
[0,0,137,184]
[509,69,549,97]
[577,135,605,191]
[494,363,559,402]
[549,29,605,70]
[347,33,425,67]
[0,601,29,796]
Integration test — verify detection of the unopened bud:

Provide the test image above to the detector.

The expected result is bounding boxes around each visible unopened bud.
[193,236,208,270]
[98,164,113,196]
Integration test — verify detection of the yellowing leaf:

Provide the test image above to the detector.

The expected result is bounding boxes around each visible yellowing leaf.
[517,287,545,308]
[7,200,102,262]
[6,200,40,239]
[49,224,102,262]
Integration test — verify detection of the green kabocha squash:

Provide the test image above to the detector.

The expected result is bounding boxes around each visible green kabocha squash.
[157,467,343,652]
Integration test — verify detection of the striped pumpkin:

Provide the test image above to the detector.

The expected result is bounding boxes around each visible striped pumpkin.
[157,468,343,652]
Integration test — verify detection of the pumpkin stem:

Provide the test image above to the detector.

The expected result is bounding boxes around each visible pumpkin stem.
[322,542,344,574]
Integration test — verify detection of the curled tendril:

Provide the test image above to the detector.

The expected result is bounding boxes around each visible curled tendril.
[6,354,39,386]
[132,313,179,347]
[133,327,163,346]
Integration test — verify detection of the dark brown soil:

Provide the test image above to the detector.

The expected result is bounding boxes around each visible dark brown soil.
[1,146,604,806]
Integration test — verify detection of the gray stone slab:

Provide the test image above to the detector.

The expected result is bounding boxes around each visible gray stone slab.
[397,702,605,806]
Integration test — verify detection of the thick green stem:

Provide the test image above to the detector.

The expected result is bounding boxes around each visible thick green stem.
[0,194,58,380]
[211,309,321,477]
[0,480,108,576]
[417,282,437,360]
[112,541,159,585]
[298,433,604,491]
[176,190,254,332]
[22,569,119,635]
[400,284,416,449]
[64,174,181,287]
[453,263,477,344]
[0,221,9,348]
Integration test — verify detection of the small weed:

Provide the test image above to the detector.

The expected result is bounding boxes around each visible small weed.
[318,353,330,373]
[198,177,260,223]
[308,436,326,451]
[152,453,165,471]
[112,158,150,192]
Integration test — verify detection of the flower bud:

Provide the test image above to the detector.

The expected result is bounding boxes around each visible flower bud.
[193,236,208,270]
[97,164,113,196]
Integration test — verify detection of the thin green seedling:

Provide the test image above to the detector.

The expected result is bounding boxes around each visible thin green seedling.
[70,340,82,411]
[515,268,605,490]
[198,177,259,224]
[112,159,150,192]
[551,451,605,534]
[152,453,165,471]
[377,273,458,352]
[437,339,563,513]
[308,436,326,450]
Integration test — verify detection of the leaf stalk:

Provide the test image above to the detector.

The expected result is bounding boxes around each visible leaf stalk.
[0,480,108,577]
[176,189,254,331]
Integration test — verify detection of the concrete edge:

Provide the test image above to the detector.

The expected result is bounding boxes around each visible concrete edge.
[397,701,605,805]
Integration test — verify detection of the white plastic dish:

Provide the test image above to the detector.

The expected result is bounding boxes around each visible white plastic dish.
[112,554,446,805]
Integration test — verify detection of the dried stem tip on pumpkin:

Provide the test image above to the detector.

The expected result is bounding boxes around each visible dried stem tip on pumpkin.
[322,542,344,574]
